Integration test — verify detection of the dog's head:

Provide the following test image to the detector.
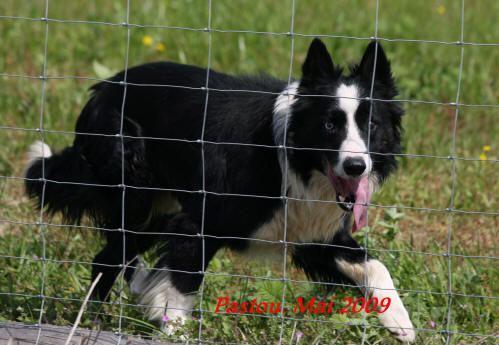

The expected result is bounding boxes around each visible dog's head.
[276,39,404,230]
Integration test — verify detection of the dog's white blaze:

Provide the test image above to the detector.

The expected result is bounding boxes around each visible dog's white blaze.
[138,270,196,333]
[273,81,299,146]
[336,259,416,342]
[335,84,372,177]
[24,141,52,176]
[337,84,360,116]
[249,170,345,257]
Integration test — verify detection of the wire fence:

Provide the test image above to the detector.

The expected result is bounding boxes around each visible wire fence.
[0,0,497,344]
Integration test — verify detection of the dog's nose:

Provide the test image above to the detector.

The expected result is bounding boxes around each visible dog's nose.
[343,157,366,177]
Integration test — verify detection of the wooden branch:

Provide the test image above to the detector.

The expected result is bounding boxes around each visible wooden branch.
[0,322,177,345]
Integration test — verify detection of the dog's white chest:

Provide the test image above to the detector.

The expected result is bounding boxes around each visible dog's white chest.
[249,172,346,253]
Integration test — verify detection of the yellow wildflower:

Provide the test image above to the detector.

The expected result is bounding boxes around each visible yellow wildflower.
[142,35,153,46]
[437,5,446,14]
[155,43,165,52]
[69,287,74,292]
[483,145,490,152]
[479,154,487,160]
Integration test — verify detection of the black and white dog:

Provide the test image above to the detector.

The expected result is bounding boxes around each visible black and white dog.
[25,39,414,341]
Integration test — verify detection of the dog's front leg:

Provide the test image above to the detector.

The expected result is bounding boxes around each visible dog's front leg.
[336,257,415,342]
[292,221,415,343]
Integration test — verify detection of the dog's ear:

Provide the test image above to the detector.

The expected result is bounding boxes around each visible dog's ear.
[359,41,394,86]
[301,39,338,82]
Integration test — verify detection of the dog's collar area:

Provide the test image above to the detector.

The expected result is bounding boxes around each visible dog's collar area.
[336,192,355,212]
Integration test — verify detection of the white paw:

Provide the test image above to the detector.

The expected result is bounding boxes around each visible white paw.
[138,270,197,341]
[378,302,416,342]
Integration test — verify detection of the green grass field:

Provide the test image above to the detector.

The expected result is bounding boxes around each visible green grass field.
[0,1,497,344]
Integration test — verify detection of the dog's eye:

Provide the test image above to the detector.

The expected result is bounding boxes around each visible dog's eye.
[325,121,335,132]
[369,121,377,131]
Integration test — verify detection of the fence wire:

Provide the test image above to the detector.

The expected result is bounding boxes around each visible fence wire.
[0,1,497,345]
[31,1,50,345]
[444,1,465,344]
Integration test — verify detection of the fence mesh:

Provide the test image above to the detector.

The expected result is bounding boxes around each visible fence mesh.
[0,0,497,344]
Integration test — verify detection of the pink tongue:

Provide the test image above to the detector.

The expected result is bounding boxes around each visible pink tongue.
[341,177,371,232]
[326,162,371,232]
[351,176,370,232]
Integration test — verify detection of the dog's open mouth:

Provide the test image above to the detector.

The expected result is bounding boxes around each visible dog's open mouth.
[326,161,371,232]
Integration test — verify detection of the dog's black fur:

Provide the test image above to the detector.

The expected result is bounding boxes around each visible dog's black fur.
[25,39,415,341]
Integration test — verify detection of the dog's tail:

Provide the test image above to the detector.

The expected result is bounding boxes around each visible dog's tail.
[24,141,100,224]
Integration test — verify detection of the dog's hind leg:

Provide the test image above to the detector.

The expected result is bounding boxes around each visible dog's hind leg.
[128,214,175,295]
[138,213,222,334]
[92,212,173,301]
[292,216,415,343]
[91,230,143,301]
[87,228,144,325]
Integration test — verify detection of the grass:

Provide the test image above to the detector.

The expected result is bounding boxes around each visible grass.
[0,0,497,344]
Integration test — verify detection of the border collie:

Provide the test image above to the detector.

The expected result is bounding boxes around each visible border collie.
[25,39,415,342]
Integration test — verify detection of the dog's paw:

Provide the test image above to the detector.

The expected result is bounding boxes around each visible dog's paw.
[378,302,416,343]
